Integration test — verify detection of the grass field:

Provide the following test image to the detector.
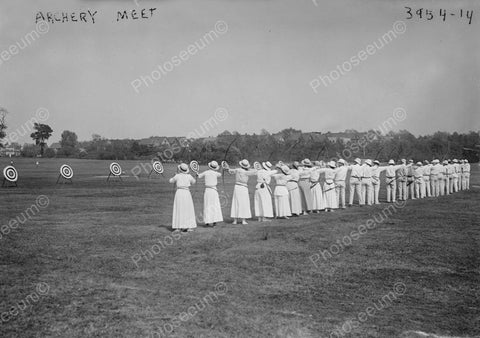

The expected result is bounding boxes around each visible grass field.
[0,158,479,338]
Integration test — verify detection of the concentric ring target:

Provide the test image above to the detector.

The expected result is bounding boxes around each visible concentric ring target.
[60,164,73,179]
[152,161,164,174]
[3,166,18,182]
[109,162,122,176]
[189,160,199,173]
[253,161,262,170]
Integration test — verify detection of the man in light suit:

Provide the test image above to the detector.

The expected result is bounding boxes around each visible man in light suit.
[348,158,364,206]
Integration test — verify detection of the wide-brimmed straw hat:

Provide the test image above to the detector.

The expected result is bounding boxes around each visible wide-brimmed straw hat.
[208,161,219,170]
[280,165,290,175]
[239,159,250,169]
[354,158,361,164]
[337,159,346,166]
[328,161,336,168]
[373,160,380,166]
[388,159,395,165]
[178,163,189,173]
[262,161,272,170]
[301,159,312,167]
[365,159,372,166]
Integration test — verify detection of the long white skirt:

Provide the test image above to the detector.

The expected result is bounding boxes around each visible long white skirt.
[230,185,252,219]
[254,185,273,217]
[172,189,197,229]
[298,180,313,211]
[311,183,326,210]
[274,186,291,217]
[203,188,223,224]
[323,182,338,209]
[286,182,302,215]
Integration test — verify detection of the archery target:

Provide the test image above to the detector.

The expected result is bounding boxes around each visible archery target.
[109,162,122,176]
[253,161,262,170]
[60,164,73,179]
[152,161,164,174]
[189,160,199,173]
[3,166,18,182]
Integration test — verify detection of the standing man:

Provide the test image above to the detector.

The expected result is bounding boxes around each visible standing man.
[464,159,471,190]
[371,160,386,205]
[445,160,453,195]
[334,159,348,209]
[348,158,364,206]
[452,159,460,193]
[385,159,397,203]
[396,159,407,201]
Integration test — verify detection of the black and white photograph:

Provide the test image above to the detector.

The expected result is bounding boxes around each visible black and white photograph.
[0,0,479,337]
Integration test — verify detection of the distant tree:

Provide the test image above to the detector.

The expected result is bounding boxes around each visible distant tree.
[0,107,8,148]
[59,130,78,157]
[30,123,53,156]
[260,128,270,136]
[21,144,40,157]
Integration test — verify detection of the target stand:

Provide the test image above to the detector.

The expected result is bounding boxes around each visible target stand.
[148,161,164,178]
[2,166,18,188]
[107,162,123,182]
[57,164,73,184]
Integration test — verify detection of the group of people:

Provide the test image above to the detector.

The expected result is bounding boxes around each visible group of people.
[168,158,471,231]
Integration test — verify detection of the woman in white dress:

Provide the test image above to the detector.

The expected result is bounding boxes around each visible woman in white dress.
[323,161,338,211]
[197,161,223,226]
[272,165,292,219]
[310,161,326,212]
[229,159,257,225]
[287,162,302,216]
[254,161,277,222]
[298,159,314,215]
[169,163,196,232]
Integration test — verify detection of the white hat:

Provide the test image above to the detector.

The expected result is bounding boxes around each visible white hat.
[453,159,458,163]
[178,163,189,173]
[280,165,290,175]
[208,161,219,170]
[443,160,448,165]
[401,159,406,163]
[388,159,395,165]
[301,159,312,167]
[465,159,469,163]
[365,159,372,166]
[314,160,322,166]
[338,159,346,166]
[292,161,300,169]
[239,159,250,169]
[354,158,361,164]
[416,161,422,166]
[262,161,272,170]
[328,161,336,168]
[432,159,439,164]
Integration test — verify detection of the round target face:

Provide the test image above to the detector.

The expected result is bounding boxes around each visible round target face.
[221,161,230,170]
[3,166,18,182]
[109,162,122,176]
[189,160,199,173]
[152,161,164,174]
[253,161,262,170]
[60,164,73,179]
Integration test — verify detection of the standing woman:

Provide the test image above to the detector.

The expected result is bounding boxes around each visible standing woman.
[254,161,276,222]
[287,162,302,216]
[323,161,338,211]
[310,161,326,213]
[169,163,197,232]
[298,159,314,215]
[272,165,292,219]
[229,159,257,225]
[197,161,223,227]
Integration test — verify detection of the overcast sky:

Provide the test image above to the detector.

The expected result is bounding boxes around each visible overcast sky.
[0,0,479,144]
